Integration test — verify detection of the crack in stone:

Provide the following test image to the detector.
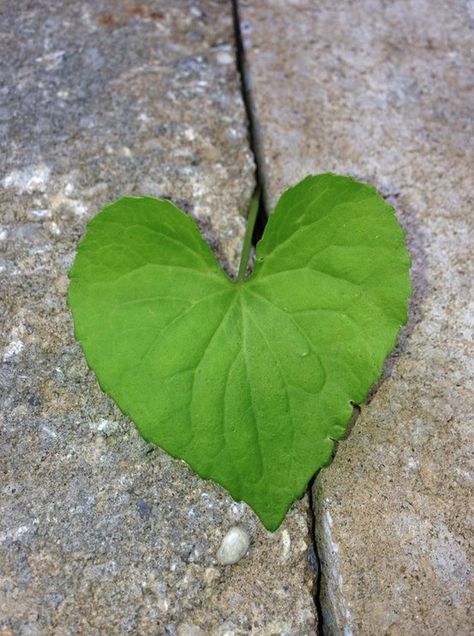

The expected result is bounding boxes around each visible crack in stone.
[231,2,324,632]
[231,0,267,245]
[308,478,324,635]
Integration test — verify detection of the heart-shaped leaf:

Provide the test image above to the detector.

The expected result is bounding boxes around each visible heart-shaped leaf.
[69,174,411,530]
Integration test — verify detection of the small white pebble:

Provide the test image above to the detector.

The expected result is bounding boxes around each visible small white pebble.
[216,51,234,65]
[3,340,24,361]
[31,208,50,218]
[49,222,61,236]
[67,199,87,215]
[216,526,250,565]
[280,528,291,561]
[3,164,50,194]
[89,418,120,436]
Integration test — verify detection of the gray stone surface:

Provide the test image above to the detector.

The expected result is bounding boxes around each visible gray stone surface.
[239,0,473,633]
[0,1,317,633]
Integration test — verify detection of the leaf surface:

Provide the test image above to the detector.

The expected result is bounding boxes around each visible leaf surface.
[69,174,411,530]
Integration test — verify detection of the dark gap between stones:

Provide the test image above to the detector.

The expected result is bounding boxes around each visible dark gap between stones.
[231,0,267,246]
[308,478,325,635]
[231,1,324,631]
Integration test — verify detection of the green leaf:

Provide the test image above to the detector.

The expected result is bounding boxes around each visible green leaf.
[68,174,411,531]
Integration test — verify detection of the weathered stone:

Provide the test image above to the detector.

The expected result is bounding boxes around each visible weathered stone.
[239,0,473,633]
[0,1,317,633]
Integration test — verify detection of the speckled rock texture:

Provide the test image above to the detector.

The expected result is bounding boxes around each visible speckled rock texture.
[0,1,317,633]
[239,0,473,633]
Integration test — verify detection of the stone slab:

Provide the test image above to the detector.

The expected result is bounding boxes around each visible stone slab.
[0,1,317,633]
[239,0,473,633]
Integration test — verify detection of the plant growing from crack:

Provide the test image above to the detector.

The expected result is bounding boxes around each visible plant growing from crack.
[68,174,411,531]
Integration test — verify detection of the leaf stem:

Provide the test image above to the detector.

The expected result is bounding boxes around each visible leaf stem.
[237,188,260,282]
